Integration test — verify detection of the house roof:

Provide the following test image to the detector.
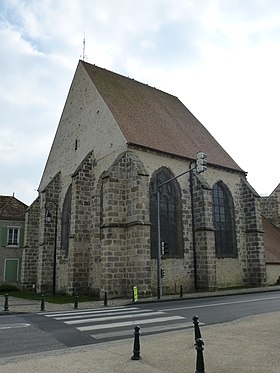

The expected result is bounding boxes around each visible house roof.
[0,196,28,221]
[263,216,280,264]
[81,61,244,173]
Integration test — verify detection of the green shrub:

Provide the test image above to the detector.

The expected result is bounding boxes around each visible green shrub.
[0,283,19,293]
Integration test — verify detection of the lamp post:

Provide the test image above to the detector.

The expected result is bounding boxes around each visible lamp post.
[45,201,58,297]
[156,191,162,299]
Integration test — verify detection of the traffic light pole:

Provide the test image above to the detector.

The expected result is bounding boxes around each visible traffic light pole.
[157,191,162,299]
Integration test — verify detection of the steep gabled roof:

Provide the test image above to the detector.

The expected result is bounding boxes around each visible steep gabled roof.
[0,196,28,221]
[270,183,280,195]
[263,216,280,264]
[81,61,244,172]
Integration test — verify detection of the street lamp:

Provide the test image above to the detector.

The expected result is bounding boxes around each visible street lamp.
[45,201,58,297]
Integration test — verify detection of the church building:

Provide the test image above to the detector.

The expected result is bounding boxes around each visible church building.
[21,60,266,297]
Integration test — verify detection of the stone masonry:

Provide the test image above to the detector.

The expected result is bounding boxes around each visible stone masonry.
[99,152,151,297]
[192,171,216,291]
[240,179,266,286]
[261,186,280,228]
[20,197,40,290]
[21,150,267,297]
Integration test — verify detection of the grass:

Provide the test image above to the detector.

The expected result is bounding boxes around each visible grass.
[0,290,99,304]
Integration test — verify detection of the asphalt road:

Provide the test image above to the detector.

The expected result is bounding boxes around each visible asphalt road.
[1,291,280,358]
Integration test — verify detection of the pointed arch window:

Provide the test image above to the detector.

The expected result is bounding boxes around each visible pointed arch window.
[149,168,183,258]
[61,184,72,256]
[212,181,237,258]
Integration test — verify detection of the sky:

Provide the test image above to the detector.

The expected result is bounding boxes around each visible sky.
[0,0,280,205]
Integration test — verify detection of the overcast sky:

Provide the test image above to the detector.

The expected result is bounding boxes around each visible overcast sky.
[1,0,279,205]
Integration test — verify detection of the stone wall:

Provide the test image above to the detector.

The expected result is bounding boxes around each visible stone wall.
[66,152,94,293]
[240,178,266,286]
[191,171,216,291]
[100,152,151,297]
[261,190,280,228]
[21,146,268,297]
[266,263,280,285]
[39,62,127,194]
[37,172,61,293]
[20,198,40,290]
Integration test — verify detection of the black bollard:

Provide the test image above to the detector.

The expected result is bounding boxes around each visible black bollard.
[74,292,79,309]
[195,338,205,373]
[40,293,45,311]
[3,293,9,311]
[180,285,183,298]
[192,315,202,340]
[131,325,141,360]
[104,291,108,306]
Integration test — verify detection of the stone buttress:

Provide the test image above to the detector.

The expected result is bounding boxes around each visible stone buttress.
[100,152,151,297]
[191,171,216,291]
[240,179,266,286]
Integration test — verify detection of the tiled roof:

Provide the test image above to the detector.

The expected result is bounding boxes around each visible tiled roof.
[81,61,244,172]
[263,216,280,264]
[0,196,28,221]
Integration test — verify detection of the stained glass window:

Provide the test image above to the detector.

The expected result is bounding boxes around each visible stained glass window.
[212,182,237,258]
[149,168,183,258]
[61,184,72,256]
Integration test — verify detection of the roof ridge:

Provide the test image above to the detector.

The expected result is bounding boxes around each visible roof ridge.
[80,60,179,99]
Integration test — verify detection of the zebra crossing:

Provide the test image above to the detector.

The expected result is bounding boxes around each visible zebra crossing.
[40,305,194,341]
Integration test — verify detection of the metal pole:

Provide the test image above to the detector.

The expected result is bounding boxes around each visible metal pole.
[157,191,162,299]
[131,325,141,360]
[195,338,205,373]
[74,292,79,309]
[104,291,108,306]
[52,204,58,297]
[190,166,198,291]
[192,315,202,340]
[3,293,9,311]
[40,293,45,311]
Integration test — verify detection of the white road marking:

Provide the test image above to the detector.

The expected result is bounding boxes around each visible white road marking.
[55,308,153,320]
[0,323,31,330]
[162,295,280,312]
[78,315,184,331]
[91,321,198,340]
[43,306,134,318]
[64,311,165,325]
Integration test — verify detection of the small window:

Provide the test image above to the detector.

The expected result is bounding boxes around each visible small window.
[7,227,20,246]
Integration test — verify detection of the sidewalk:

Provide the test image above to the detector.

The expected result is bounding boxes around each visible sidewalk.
[1,284,280,314]
[0,286,280,372]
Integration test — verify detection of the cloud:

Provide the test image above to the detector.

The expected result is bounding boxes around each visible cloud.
[0,0,279,204]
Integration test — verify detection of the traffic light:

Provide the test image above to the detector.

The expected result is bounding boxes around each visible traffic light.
[161,241,169,256]
[163,242,169,256]
[161,241,165,256]
[161,268,165,278]
[196,151,207,173]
